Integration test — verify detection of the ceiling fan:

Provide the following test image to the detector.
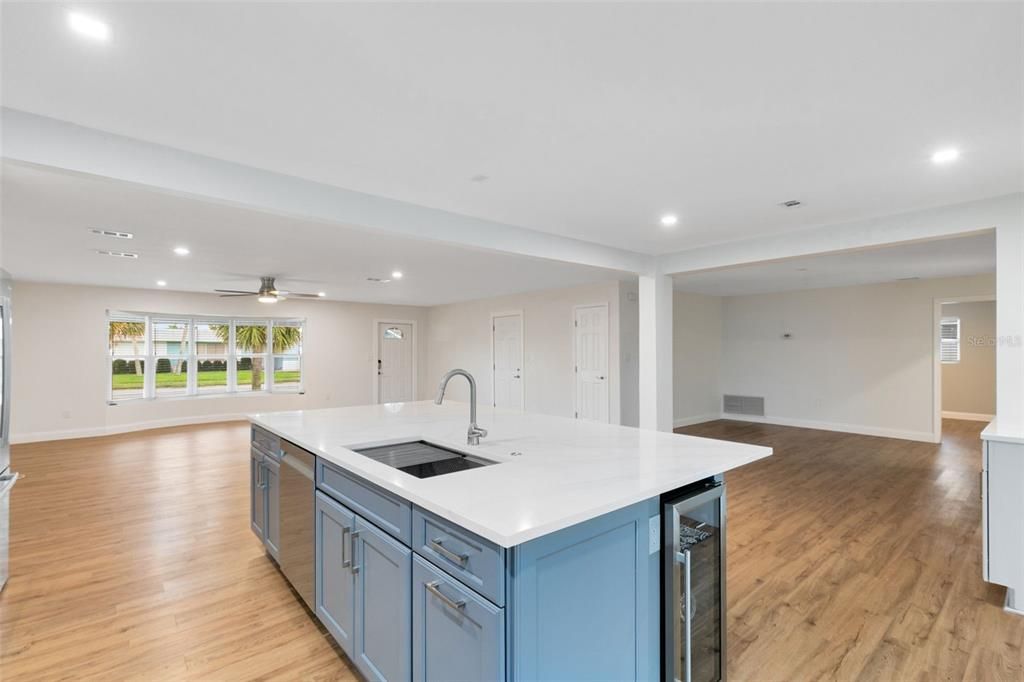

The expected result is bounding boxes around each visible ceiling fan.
[215,276,324,304]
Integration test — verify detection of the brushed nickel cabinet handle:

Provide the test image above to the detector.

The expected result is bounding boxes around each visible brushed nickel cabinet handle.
[430,538,469,566]
[350,530,361,574]
[426,580,466,612]
[341,526,351,568]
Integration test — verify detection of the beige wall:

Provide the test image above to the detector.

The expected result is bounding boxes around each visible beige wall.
[673,292,723,425]
[10,281,430,442]
[426,280,623,423]
[717,273,996,440]
[941,300,996,416]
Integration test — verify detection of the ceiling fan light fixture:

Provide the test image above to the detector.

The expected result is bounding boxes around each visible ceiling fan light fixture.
[258,295,278,304]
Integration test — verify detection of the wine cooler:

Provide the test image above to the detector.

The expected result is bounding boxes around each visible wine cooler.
[663,479,726,682]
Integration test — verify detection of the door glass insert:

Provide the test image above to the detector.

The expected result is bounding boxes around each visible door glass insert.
[383,327,404,340]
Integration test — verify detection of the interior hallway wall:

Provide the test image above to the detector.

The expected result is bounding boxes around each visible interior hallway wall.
[9,281,430,442]
[941,300,996,417]
[718,273,996,441]
[425,280,624,423]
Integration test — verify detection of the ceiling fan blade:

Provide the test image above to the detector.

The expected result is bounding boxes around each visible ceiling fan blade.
[287,292,324,298]
[219,293,258,297]
[215,289,258,294]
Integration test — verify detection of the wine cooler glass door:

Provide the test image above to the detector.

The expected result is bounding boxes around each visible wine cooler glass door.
[666,484,725,682]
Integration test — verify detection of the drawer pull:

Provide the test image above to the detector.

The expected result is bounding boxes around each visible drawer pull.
[430,538,469,566]
[426,580,466,612]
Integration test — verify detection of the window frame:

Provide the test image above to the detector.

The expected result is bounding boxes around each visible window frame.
[940,317,961,364]
[107,312,305,403]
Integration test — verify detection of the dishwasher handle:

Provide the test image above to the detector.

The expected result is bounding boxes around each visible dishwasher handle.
[0,472,19,497]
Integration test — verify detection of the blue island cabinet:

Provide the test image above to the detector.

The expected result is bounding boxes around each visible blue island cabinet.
[312,456,660,682]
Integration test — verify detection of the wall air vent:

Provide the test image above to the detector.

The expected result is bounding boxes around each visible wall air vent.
[95,249,139,259]
[778,200,802,208]
[723,394,765,416]
[366,277,392,283]
[89,228,134,239]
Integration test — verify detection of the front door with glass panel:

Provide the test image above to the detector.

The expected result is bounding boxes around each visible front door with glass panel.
[377,323,413,403]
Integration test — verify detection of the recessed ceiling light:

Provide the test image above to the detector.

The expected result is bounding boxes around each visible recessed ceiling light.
[931,148,960,165]
[173,246,190,256]
[67,11,110,42]
[88,228,133,239]
[779,200,802,208]
[317,292,326,297]
[156,280,167,287]
[391,271,404,279]
[95,249,138,259]
[660,214,679,228]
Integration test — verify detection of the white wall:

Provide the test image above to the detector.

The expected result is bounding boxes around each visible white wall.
[10,281,430,442]
[425,280,623,423]
[941,301,996,417]
[618,280,639,428]
[673,292,723,427]
[716,273,996,441]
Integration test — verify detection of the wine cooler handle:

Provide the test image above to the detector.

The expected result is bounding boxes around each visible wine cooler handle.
[683,548,692,682]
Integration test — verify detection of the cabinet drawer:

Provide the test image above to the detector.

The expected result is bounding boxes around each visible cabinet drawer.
[251,425,281,458]
[317,459,412,546]
[412,507,505,606]
[413,556,505,682]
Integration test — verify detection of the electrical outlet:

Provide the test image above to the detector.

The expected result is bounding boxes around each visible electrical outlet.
[649,516,660,554]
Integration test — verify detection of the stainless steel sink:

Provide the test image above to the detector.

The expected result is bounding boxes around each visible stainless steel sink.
[353,440,497,479]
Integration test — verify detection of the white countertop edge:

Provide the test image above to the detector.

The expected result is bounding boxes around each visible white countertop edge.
[982,417,1024,445]
[248,402,772,548]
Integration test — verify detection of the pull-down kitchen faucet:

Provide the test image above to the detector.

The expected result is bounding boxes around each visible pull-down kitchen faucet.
[435,369,488,445]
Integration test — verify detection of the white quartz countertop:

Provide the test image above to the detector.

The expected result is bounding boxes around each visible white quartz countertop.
[249,401,772,547]
[982,418,1024,445]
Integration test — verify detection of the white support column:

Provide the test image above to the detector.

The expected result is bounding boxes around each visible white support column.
[638,274,674,432]
[996,217,1024,425]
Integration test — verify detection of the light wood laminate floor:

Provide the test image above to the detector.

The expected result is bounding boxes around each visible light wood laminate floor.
[678,418,1022,681]
[0,419,1020,680]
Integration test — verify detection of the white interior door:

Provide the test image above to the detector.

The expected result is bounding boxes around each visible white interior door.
[377,322,414,403]
[492,313,523,409]
[574,304,609,423]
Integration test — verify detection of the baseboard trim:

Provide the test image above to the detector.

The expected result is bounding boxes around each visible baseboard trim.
[673,414,720,429]
[718,412,937,443]
[941,411,995,422]
[1006,590,1024,618]
[11,413,249,444]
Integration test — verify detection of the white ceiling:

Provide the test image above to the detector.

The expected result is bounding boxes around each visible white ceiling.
[3,2,1021,256]
[0,162,623,306]
[671,232,996,297]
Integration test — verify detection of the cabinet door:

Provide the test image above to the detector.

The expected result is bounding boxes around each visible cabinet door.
[263,456,281,560]
[316,492,357,657]
[250,450,265,541]
[354,516,412,682]
[412,556,505,682]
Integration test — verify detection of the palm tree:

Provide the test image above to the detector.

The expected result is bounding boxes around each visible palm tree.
[109,321,145,375]
[211,324,301,390]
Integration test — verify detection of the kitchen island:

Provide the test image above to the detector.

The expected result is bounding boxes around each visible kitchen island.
[249,401,771,681]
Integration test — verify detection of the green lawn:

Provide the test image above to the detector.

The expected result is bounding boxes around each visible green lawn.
[111,370,300,390]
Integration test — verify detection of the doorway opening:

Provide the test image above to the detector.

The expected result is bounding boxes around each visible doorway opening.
[934,296,997,440]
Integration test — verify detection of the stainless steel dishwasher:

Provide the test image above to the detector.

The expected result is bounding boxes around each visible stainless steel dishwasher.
[279,440,316,609]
